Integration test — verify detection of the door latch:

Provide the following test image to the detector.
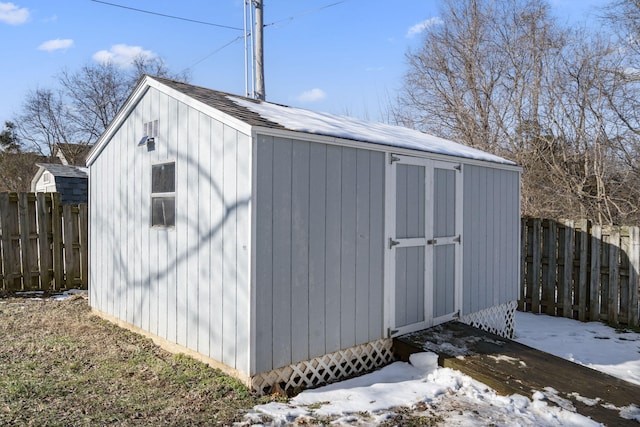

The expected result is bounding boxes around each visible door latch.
[389,238,400,249]
[427,238,437,245]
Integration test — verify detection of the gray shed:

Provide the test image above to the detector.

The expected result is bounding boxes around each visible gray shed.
[87,76,521,394]
[31,163,89,204]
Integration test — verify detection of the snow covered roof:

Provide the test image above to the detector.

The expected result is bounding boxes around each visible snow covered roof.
[153,77,514,165]
[89,76,515,166]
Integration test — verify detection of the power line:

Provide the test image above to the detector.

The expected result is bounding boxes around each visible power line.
[90,0,244,31]
[186,36,246,70]
[264,1,348,28]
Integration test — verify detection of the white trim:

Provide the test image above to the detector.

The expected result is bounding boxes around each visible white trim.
[383,153,396,337]
[249,132,258,376]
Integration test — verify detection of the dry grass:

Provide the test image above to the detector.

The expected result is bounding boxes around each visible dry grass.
[0,296,275,426]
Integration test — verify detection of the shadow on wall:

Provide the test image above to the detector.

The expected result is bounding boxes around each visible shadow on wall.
[94,136,250,368]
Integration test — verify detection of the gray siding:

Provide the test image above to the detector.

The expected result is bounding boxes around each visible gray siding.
[89,87,252,376]
[254,135,385,373]
[462,164,520,314]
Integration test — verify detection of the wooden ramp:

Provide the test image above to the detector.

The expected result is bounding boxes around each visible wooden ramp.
[394,322,640,426]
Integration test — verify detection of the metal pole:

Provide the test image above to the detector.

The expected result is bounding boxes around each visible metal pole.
[243,0,249,97]
[254,0,265,100]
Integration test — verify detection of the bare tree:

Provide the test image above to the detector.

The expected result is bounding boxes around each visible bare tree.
[15,56,190,158]
[396,0,640,224]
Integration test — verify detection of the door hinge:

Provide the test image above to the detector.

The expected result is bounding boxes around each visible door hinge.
[387,327,399,337]
[454,164,462,172]
[390,154,401,164]
[389,238,400,249]
[453,310,460,319]
[453,235,461,244]
[427,238,437,245]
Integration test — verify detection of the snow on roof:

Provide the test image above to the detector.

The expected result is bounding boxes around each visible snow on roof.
[230,96,515,165]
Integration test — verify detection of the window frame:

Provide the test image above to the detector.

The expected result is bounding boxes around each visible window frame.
[150,161,176,228]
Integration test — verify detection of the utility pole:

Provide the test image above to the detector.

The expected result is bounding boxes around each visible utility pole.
[254,0,265,100]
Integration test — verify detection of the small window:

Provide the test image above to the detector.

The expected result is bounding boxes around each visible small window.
[151,162,175,227]
[43,172,51,184]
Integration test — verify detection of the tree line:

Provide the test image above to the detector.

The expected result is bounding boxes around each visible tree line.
[394,0,640,225]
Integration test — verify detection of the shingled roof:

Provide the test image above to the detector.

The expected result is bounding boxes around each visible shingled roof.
[153,76,287,131]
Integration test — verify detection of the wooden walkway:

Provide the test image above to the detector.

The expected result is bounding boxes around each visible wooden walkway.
[394,322,640,426]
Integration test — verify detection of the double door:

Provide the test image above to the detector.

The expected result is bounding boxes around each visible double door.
[387,154,462,337]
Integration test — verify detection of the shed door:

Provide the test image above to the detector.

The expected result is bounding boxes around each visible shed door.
[387,155,462,337]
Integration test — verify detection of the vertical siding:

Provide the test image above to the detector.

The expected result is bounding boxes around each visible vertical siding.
[89,86,252,376]
[254,136,385,372]
[462,164,520,314]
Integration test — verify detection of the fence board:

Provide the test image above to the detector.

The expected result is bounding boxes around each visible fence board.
[577,219,589,322]
[51,193,63,290]
[521,218,640,327]
[543,220,556,316]
[531,219,542,313]
[609,228,620,324]
[37,193,53,289]
[562,220,574,319]
[0,193,21,290]
[589,225,602,321]
[0,192,87,291]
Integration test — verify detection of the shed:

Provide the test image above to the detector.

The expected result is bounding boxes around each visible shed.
[31,163,89,204]
[87,75,521,394]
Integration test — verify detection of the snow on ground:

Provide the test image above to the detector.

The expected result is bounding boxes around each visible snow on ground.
[514,311,640,386]
[245,312,640,426]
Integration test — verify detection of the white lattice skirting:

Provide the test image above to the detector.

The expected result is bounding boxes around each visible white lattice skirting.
[251,338,394,395]
[459,301,517,338]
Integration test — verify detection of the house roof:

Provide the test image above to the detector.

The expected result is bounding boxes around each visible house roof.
[36,163,88,179]
[88,75,516,166]
[54,143,93,166]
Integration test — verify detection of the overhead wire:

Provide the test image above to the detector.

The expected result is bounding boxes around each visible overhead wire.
[89,0,349,70]
[264,0,348,28]
[90,0,244,31]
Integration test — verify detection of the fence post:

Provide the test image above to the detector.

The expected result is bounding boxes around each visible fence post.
[36,193,53,289]
[577,219,589,321]
[519,218,528,311]
[0,193,22,290]
[19,193,40,290]
[543,220,557,316]
[531,219,542,313]
[51,193,64,290]
[629,227,639,327]
[590,225,602,321]
[79,204,88,288]
[562,220,574,319]
[609,228,620,324]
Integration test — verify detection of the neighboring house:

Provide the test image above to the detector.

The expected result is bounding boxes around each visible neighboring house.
[87,75,522,394]
[53,143,93,166]
[31,163,88,204]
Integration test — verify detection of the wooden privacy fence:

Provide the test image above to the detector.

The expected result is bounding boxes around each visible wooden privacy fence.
[520,218,639,327]
[0,192,87,291]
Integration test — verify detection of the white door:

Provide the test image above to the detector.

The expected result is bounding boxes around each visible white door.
[386,154,462,337]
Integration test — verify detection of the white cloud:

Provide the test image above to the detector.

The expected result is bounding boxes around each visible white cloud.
[296,88,326,103]
[0,2,29,25]
[92,44,157,68]
[406,17,443,38]
[38,38,74,52]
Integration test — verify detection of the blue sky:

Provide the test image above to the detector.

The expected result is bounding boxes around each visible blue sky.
[0,0,604,128]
